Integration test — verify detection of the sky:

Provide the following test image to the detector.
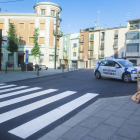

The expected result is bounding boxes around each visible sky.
[0,0,140,34]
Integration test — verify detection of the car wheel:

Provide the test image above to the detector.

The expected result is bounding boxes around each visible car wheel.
[95,71,101,79]
[123,73,131,83]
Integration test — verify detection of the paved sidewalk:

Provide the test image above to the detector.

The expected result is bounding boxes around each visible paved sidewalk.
[38,96,140,140]
[0,68,78,83]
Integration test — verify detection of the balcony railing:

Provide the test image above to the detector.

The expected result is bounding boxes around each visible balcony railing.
[79,39,84,43]
[99,54,104,59]
[53,30,63,37]
[88,54,96,59]
[79,48,84,52]
[89,38,94,41]
[101,38,104,41]
[78,56,84,60]
[100,46,104,50]
[88,45,94,51]
[126,52,140,57]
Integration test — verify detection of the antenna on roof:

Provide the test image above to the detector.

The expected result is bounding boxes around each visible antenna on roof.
[115,19,116,27]
[95,21,97,27]
[127,12,130,19]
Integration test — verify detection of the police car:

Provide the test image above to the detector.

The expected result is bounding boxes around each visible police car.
[94,56,140,82]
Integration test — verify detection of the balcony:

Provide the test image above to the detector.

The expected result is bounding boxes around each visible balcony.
[63,56,68,59]
[113,45,118,49]
[78,56,84,60]
[79,39,84,43]
[126,52,140,57]
[88,54,96,59]
[88,45,94,51]
[79,48,84,52]
[89,38,94,42]
[114,36,118,39]
[101,38,104,41]
[63,48,67,52]
[99,54,104,59]
[53,30,63,37]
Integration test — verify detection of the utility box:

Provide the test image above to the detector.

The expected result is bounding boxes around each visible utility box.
[21,62,33,71]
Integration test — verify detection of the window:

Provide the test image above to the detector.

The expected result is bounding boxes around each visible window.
[73,43,77,48]
[81,35,84,41]
[1,53,3,61]
[19,37,24,44]
[100,60,109,66]
[30,23,34,30]
[41,9,46,15]
[39,37,44,44]
[49,55,54,61]
[127,31,139,40]
[39,54,44,61]
[40,23,45,30]
[0,23,4,29]
[51,10,55,16]
[29,54,33,61]
[19,23,24,30]
[73,52,76,57]
[8,54,13,60]
[65,36,67,41]
[29,37,34,44]
[109,61,118,67]
[127,43,139,52]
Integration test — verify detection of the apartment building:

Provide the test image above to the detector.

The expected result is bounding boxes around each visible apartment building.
[0,2,62,68]
[125,19,140,65]
[62,33,79,68]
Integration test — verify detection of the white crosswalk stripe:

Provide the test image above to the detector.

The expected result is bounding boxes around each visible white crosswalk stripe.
[9,93,98,139]
[0,89,58,108]
[0,91,77,123]
[0,84,99,140]
[0,86,28,94]
[0,84,16,89]
[0,87,42,99]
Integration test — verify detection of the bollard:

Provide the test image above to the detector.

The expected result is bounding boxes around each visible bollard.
[6,65,7,73]
[37,67,39,76]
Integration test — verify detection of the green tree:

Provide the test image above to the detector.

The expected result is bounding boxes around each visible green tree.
[31,28,40,64]
[7,20,19,70]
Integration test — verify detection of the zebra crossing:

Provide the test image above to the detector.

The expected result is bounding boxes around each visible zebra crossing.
[0,83,99,139]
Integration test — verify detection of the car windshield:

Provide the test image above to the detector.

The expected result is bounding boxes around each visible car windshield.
[117,60,133,67]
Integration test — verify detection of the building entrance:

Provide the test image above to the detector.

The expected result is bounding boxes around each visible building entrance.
[18,53,24,67]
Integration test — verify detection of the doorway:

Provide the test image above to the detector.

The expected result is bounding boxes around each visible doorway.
[18,53,24,67]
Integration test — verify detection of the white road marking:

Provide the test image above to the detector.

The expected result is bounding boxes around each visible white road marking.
[0,87,41,99]
[9,93,98,139]
[0,91,76,123]
[0,86,28,94]
[0,83,5,86]
[0,85,16,89]
[0,89,58,108]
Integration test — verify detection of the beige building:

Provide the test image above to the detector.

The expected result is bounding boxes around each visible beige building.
[0,2,62,68]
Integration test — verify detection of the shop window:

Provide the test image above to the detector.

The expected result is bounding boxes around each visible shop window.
[49,55,54,61]
[1,53,3,61]
[8,54,13,60]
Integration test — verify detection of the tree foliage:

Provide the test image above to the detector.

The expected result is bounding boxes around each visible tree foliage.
[31,28,40,59]
[7,20,19,54]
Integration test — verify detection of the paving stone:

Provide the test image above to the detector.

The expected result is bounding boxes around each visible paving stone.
[110,135,133,140]
[89,124,117,140]
[79,116,104,129]
[103,115,126,127]
[136,133,140,140]
[92,110,114,119]
[117,124,140,139]
[111,100,128,106]
[81,135,99,140]
[61,125,91,140]
[104,104,121,112]
[133,107,140,116]
[113,108,133,118]
[122,102,139,111]
[125,115,140,126]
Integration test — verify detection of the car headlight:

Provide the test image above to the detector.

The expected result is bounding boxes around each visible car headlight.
[132,71,137,74]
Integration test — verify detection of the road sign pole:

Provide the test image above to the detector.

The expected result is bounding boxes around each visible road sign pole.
[25,50,29,72]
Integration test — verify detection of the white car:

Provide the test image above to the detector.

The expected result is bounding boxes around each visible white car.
[94,57,140,82]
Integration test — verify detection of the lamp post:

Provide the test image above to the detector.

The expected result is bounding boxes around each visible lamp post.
[54,12,60,69]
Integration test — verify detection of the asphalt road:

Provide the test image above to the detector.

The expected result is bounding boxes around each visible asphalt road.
[0,69,137,140]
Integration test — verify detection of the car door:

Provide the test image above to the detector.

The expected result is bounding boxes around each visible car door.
[99,60,111,78]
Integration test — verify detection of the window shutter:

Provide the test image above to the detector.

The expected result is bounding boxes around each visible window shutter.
[40,23,45,30]
[40,37,44,44]
[30,23,34,30]
[19,23,24,29]
[19,37,24,43]
[29,37,34,43]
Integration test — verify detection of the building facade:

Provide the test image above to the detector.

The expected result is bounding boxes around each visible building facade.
[0,2,62,68]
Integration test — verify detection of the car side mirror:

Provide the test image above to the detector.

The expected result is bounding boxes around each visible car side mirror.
[115,64,120,68]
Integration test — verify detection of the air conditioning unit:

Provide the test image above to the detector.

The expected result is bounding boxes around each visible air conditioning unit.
[122,52,126,58]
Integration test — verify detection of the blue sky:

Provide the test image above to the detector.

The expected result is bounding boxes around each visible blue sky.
[0,0,140,34]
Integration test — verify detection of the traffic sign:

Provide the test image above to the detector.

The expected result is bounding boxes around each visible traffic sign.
[25,50,29,64]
